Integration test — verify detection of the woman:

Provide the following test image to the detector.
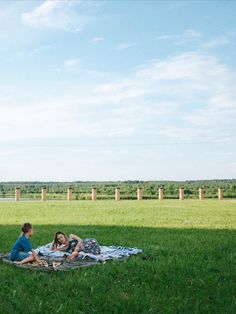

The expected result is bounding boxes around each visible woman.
[10,222,42,265]
[51,231,101,260]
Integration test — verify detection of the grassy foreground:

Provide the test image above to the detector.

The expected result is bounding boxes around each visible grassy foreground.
[0,200,235,314]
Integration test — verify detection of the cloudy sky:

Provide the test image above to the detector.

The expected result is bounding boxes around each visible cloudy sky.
[0,0,236,181]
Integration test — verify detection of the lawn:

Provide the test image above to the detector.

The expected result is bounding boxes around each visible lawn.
[0,200,235,314]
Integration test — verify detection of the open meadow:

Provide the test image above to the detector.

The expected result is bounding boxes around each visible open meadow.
[0,200,235,314]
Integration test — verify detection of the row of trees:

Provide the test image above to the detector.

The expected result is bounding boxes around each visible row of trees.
[0,180,236,200]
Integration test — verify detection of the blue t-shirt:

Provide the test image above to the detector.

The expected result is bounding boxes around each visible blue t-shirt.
[10,234,33,261]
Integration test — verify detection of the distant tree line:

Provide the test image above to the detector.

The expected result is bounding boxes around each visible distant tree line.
[0,179,235,200]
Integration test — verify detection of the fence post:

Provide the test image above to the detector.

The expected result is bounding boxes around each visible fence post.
[92,187,97,201]
[15,188,20,202]
[115,188,120,201]
[67,188,73,201]
[159,188,163,200]
[179,187,184,200]
[42,187,47,202]
[199,188,204,200]
[137,188,142,201]
[218,188,223,200]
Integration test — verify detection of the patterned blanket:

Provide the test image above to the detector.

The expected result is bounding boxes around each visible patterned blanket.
[0,245,143,272]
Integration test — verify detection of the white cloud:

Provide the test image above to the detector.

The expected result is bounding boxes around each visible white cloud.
[21,0,93,32]
[156,30,234,51]
[13,45,51,59]
[63,58,80,70]
[90,52,236,143]
[201,35,231,48]
[155,35,175,40]
[32,44,51,55]
[0,52,235,147]
[91,36,104,43]
[155,29,202,44]
[56,58,81,72]
[94,82,129,93]
[116,42,138,50]
[156,127,208,141]
[1,51,235,180]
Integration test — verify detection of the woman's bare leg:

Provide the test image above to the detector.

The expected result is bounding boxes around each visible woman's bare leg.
[67,251,79,261]
[15,251,42,265]
[15,254,35,265]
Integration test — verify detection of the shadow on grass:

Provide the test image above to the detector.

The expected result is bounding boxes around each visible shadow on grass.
[0,225,235,314]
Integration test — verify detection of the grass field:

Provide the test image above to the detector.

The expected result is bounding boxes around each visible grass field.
[0,200,235,314]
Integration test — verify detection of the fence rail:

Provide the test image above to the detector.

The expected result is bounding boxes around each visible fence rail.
[0,187,231,202]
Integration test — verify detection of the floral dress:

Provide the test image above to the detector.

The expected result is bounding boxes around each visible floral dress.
[80,238,101,255]
[66,239,78,254]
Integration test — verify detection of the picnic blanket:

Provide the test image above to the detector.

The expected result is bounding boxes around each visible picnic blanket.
[0,245,143,272]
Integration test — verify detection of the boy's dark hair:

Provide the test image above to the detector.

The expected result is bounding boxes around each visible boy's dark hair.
[21,223,32,234]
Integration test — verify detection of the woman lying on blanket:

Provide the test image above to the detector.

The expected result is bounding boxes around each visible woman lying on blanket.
[9,223,42,265]
[51,231,101,260]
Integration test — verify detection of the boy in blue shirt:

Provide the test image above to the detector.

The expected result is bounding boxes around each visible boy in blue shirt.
[10,222,42,265]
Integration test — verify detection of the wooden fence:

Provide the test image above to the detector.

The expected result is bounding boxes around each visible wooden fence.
[13,187,225,202]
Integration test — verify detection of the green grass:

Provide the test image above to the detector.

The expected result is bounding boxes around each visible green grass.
[0,200,235,314]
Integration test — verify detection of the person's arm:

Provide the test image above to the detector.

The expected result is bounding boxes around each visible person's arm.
[51,245,67,252]
[21,236,33,253]
[69,234,82,241]
[31,249,42,263]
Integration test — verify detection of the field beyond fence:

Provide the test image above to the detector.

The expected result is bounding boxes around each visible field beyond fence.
[0,180,236,201]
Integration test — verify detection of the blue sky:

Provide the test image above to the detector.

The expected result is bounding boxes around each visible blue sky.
[0,0,236,181]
